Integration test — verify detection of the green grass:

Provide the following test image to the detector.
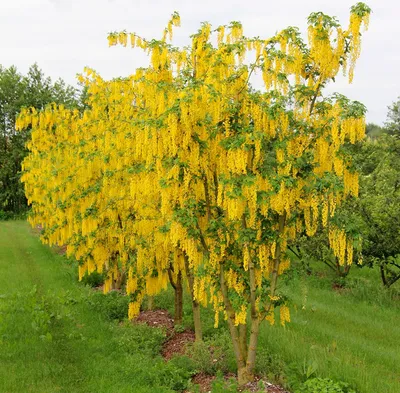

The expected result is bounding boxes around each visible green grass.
[1,220,399,393]
[256,266,400,393]
[0,221,191,393]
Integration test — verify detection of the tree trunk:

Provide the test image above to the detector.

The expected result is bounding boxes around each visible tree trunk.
[219,263,248,382]
[147,296,154,311]
[380,264,388,287]
[246,317,260,375]
[192,298,202,341]
[237,366,253,386]
[174,271,183,325]
[184,255,202,341]
[239,324,248,361]
[168,266,183,325]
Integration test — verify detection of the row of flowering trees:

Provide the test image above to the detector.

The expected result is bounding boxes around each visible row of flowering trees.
[17,3,370,384]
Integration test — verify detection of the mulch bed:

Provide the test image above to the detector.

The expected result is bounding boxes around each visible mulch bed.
[190,372,216,392]
[161,329,195,359]
[134,309,195,359]
[187,373,291,393]
[238,378,291,393]
[135,309,175,332]
[263,382,291,393]
[53,244,67,255]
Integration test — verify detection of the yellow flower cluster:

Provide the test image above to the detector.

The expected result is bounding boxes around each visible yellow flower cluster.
[280,305,290,326]
[328,226,354,266]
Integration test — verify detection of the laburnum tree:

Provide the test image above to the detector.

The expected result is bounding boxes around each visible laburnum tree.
[18,3,371,385]
[17,74,176,315]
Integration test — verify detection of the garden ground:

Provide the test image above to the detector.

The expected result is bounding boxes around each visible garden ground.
[0,220,399,393]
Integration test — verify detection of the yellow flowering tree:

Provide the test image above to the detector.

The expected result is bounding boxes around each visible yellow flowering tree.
[18,2,371,385]
[17,67,189,325]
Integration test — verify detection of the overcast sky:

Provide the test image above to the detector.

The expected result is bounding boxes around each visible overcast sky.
[1,0,398,124]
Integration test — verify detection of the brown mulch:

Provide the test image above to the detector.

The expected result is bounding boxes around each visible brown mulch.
[31,224,43,235]
[134,309,196,359]
[264,382,291,393]
[190,372,216,393]
[238,378,291,392]
[161,329,195,359]
[135,309,175,332]
[187,373,290,393]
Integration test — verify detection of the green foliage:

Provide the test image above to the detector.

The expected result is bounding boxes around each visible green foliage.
[210,372,238,393]
[0,210,22,220]
[297,378,357,393]
[256,348,288,386]
[160,355,196,391]
[356,135,400,287]
[80,270,105,287]
[116,322,166,357]
[185,330,237,375]
[0,64,82,214]
[365,123,385,139]
[0,286,78,343]
[384,97,400,136]
[88,290,130,321]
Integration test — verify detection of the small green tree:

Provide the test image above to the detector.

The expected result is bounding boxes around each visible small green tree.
[357,135,400,287]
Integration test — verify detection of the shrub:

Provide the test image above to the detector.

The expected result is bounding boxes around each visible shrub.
[80,271,105,288]
[186,330,236,375]
[116,323,166,357]
[297,378,357,393]
[159,355,195,391]
[88,291,129,321]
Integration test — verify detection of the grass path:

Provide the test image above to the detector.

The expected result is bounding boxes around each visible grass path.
[0,221,177,393]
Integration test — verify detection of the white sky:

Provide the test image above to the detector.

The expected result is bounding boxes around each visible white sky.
[1,0,399,124]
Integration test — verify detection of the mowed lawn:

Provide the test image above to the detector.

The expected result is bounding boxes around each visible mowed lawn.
[0,220,399,393]
[0,221,179,393]
[258,270,400,393]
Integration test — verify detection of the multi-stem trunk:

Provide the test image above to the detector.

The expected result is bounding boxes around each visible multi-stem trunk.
[219,262,249,384]
[184,254,203,341]
[220,213,286,385]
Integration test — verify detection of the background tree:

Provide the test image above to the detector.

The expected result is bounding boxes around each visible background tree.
[356,135,400,287]
[385,97,400,136]
[0,64,80,216]
[365,122,385,139]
